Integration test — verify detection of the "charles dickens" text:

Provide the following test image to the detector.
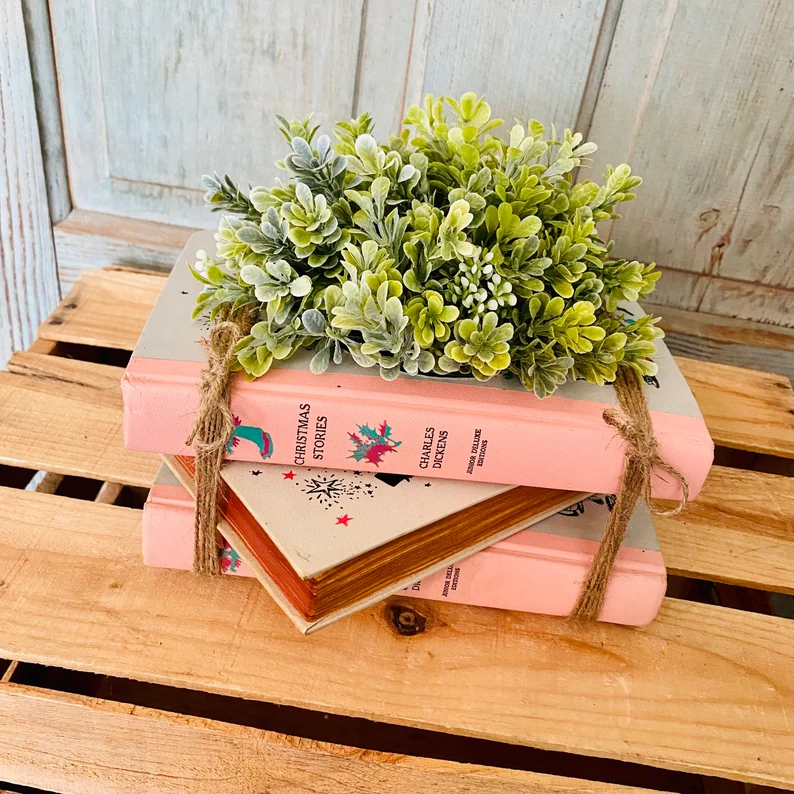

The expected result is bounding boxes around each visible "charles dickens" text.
[419,427,449,470]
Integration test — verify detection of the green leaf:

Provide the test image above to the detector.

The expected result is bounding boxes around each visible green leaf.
[371,176,390,218]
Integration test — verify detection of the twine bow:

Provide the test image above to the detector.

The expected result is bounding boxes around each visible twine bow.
[571,367,689,621]
[186,314,249,575]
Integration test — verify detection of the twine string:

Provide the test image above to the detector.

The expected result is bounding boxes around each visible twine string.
[187,320,688,619]
[571,367,689,621]
[186,316,247,575]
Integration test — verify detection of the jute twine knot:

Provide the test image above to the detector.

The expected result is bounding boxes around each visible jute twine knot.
[186,314,248,575]
[571,366,689,621]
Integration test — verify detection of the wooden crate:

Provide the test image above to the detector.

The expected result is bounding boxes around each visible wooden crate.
[0,267,793,794]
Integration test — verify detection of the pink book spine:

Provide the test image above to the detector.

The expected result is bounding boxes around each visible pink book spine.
[143,482,667,626]
[123,358,712,499]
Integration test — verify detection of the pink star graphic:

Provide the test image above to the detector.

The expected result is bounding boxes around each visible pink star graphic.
[336,514,352,526]
[283,471,295,480]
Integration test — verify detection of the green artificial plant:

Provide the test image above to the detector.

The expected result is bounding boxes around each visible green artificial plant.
[191,93,663,397]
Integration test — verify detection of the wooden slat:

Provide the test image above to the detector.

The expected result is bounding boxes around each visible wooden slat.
[587,0,794,303]
[0,682,651,794]
[1,350,793,596]
[53,209,194,290]
[677,356,794,459]
[37,268,794,458]
[0,487,792,787]
[656,466,794,595]
[39,266,167,350]
[0,351,158,486]
[646,303,794,384]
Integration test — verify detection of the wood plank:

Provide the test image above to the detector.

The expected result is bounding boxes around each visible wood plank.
[3,350,794,598]
[36,268,794,460]
[354,1,419,135]
[39,266,167,350]
[422,0,607,130]
[95,481,123,504]
[638,269,794,331]
[0,487,792,786]
[646,303,794,383]
[19,0,71,224]
[697,278,794,331]
[53,210,195,290]
[3,347,793,597]
[657,466,794,595]
[0,0,60,369]
[676,356,794,458]
[588,0,794,292]
[0,352,159,486]
[648,303,794,355]
[49,0,366,226]
[0,682,651,794]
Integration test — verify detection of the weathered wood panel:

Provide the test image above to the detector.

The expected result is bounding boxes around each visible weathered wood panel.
[646,303,794,383]
[0,0,60,369]
[35,0,794,326]
[588,0,794,305]
[422,0,607,130]
[47,0,615,226]
[53,210,194,289]
[354,1,419,134]
[0,682,652,794]
[20,0,71,223]
[0,486,792,786]
[49,0,367,226]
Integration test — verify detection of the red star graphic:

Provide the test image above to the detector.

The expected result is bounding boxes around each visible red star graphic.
[282,471,295,480]
[336,514,352,526]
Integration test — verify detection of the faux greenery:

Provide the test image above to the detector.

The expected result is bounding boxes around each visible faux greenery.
[191,93,663,398]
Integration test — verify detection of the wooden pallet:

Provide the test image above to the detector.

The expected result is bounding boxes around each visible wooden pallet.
[1,267,793,793]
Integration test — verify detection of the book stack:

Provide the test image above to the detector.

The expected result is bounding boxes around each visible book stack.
[123,232,713,632]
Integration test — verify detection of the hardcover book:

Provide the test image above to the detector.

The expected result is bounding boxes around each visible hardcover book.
[161,457,583,633]
[145,464,666,628]
[123,231,713,497]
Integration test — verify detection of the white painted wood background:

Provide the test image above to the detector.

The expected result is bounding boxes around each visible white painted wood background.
[2,0,793,367]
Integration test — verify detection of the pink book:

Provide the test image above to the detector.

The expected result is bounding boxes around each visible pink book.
[123,231,713,497]
[144,464,666,627]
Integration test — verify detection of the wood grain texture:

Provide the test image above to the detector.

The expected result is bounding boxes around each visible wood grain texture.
[422,0,607,130]
[54,210,195,289]
[354,0,419,134]
[696,277,794,330]
[629,269,794,332]
[0,682,652,794]
[676,356,794,458]
[36,269,794,458]
[0,352,159,486]
[647,304,794,354]
[656,466,794,595]
[20,0,71,223]
[49,0,367,226]
[588,0,794,294]
[39,266,167,349]
[646,303,794,383]
[0,0,60,369]
[2,343,793,599]
[0,486,792,786]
